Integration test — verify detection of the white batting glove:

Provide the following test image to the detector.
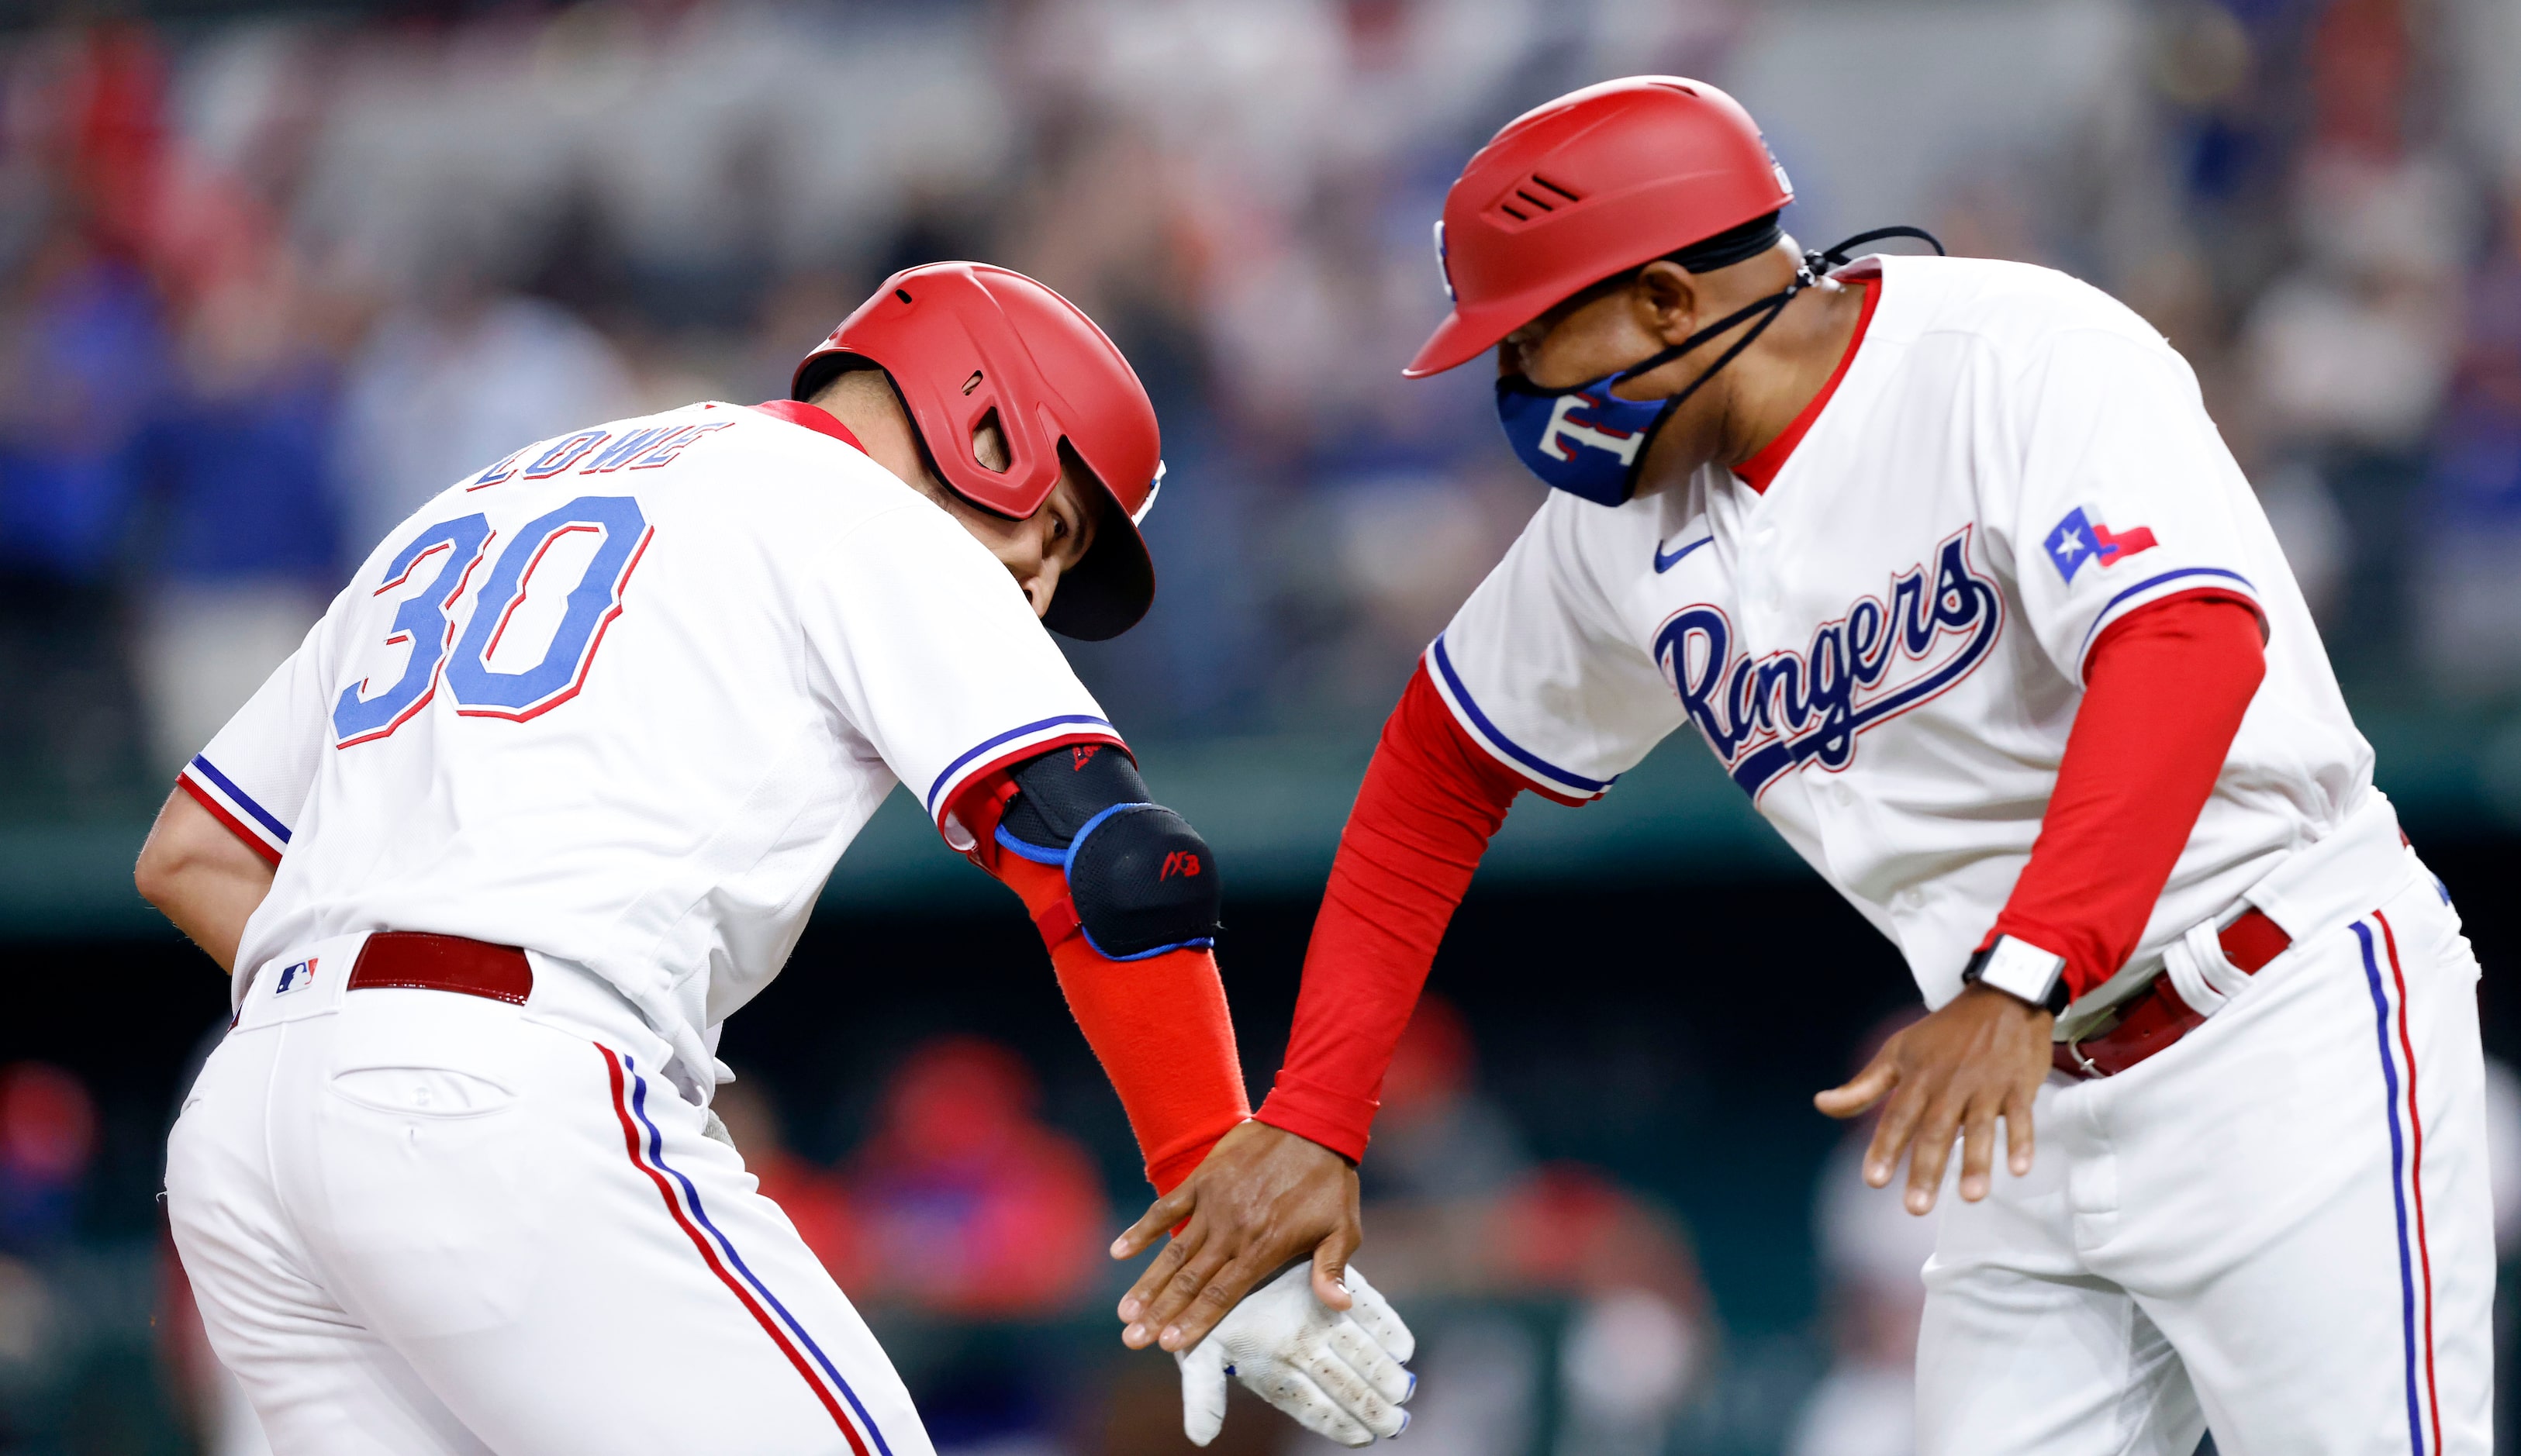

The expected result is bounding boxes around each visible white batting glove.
[1175,1262,1416,1447]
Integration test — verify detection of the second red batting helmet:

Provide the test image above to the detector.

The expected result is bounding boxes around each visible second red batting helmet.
[1406,76,1794,378]
[793,263,1164,640]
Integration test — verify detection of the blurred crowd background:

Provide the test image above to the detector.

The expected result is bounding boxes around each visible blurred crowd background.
[7,0,2521,1451]
[13,0,2521,810]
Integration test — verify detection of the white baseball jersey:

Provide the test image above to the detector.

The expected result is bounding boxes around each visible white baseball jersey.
[181,401,1122,1089]
[1429,254,2373,1006]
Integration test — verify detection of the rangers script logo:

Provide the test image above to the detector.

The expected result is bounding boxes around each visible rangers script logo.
[1655,526,2004,798]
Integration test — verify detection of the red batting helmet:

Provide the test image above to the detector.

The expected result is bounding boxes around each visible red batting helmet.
[1406,76,1794,378]
[793,263,1164,640]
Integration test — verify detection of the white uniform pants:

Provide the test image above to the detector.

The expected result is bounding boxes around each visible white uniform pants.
[1918,864,2493,1455]
[166,935,934,1456]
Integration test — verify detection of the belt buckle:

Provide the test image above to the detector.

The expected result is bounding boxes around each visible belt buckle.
[2058,1003,2126,1080]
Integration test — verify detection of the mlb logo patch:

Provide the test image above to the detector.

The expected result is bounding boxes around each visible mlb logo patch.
[273,957,319,995]
[2045,506,2158,583]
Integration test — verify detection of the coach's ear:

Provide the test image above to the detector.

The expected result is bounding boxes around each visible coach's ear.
[1633,259,1708,346]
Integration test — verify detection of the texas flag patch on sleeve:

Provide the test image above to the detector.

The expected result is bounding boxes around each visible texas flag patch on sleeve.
[2043,506,2157,582]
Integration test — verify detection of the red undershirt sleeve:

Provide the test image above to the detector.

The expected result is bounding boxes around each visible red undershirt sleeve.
[1987,590,2267,999]
[1253,664,1528,1163]
[952,775,1251,1195]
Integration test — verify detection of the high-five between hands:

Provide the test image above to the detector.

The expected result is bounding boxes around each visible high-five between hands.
[1176,1262,1415,1447]
[1108,1120,1414,1444]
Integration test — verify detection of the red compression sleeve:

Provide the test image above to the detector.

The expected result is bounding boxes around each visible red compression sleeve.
[1987,592,2267,999]
[1253,664,1529,1162]
[962,783,1250,1194]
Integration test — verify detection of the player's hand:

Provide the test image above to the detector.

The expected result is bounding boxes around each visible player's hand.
[1111,1120,1359,1353]
[1813,982,2053,1215]
[1176,1261,1414,1447]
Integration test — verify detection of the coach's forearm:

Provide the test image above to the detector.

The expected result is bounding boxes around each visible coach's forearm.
[1989,593,2265,997]
[1256,664,1523,1160]
[136,788,277,974]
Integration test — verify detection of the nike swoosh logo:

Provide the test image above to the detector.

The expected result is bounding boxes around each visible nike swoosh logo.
[1653,536,1715,573]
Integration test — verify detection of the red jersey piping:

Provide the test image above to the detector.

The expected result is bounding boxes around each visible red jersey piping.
[751,399,866,453]
[1733,279,1878,495]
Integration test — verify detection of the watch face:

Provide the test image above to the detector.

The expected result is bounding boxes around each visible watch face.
[1971,935,2067,1009]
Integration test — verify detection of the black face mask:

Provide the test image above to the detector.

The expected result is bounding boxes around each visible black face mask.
[1494,226,1946,507]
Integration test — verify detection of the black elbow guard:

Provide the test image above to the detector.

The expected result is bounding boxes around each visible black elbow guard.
[1065,803,1221,958]
[996,744,1224,959]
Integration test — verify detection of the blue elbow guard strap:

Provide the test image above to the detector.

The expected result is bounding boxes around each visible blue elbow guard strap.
[994,745,1223,959]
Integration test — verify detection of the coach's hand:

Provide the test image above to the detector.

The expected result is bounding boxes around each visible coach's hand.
[1111,1120,1360,1353]
[1814,983,2053,1215]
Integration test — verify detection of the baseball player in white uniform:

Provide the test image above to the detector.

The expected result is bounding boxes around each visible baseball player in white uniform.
[140,263,1414,1454]
[1107,80,2493,1455]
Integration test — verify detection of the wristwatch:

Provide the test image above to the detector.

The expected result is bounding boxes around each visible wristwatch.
[1962,934,2070,1014]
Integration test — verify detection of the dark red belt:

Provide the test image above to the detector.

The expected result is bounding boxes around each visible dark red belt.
[2054,907,2291,1079]
[348,932,534,1005]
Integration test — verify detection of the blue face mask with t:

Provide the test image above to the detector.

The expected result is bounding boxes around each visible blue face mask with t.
[1494,227,1941,507]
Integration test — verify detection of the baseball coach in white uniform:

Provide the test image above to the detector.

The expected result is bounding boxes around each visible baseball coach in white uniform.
[1103,79,2495,1456]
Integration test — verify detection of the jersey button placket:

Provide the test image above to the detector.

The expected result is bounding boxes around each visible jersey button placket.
[1748,520,1784,617]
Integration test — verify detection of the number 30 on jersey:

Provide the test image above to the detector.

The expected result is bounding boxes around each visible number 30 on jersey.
[332,495,653,747]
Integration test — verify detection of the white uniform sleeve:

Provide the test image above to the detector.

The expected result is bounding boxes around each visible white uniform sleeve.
[804,502,1122,849]
[179,611,339,864]
[1426,495,1685,802]
[2006,328,2270,681]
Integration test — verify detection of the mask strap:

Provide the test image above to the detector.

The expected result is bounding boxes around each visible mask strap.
[1611,288,1799,419]
[1602,225,1949,399]
[1608,288,1795,390]
[1806,225,1947,274]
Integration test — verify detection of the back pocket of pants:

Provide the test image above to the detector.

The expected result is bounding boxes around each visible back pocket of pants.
[312,997,551,1337]
[330,1066,514,1118]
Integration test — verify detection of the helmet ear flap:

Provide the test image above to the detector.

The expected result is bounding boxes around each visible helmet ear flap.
[890,316,1063,520]
[1028,398,1070,479]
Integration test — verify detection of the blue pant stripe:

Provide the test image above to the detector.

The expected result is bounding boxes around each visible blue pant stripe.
[2353,919,2429,1454]
[623,1061,897,1456]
